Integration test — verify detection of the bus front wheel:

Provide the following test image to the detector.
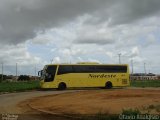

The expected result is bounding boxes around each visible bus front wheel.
[58,82,66,90]
[105,81,112,89]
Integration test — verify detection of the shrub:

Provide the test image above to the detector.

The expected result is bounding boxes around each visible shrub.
[122,108,141,115]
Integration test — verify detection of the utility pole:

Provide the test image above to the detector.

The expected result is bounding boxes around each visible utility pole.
[1,62,3,81]
[131,59,134,74]
[144,62,146,74]
[118,53,121,64]
[35,65,36,76]
[50,59,53,64]
[35,65,37,80]
[16,63,18,79]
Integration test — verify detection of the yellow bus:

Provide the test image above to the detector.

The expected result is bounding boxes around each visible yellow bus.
[39,63,130,90]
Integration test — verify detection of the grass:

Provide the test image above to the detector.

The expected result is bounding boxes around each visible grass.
[78,108,160,120]
[78,109,141,120]
[147,104,160,113]
[0,81,40,92]
[130,80,160,87]
[122,108,141,115]
[1,80,159,93]
[77,112,118,120]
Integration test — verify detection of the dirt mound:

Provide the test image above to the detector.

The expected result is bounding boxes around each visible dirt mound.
[26,89,160,114]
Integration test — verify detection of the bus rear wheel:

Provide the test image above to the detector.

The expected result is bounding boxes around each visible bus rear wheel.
[105,81,112,89]
[58,82,66,90]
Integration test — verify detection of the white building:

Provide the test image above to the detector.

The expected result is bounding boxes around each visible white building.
[130,73,158,80]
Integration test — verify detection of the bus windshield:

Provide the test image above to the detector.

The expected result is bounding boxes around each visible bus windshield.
[43,65,57,82]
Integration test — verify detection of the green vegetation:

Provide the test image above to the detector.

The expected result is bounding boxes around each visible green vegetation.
[122,108,141,116]
[78,108,160,120]
[147,104,160,113]
[0,81,40,92]
[17,75,30,81]
[0,74,7,82]
[130,80,160,87]
[78,109,140,120]
[78,113,118,120]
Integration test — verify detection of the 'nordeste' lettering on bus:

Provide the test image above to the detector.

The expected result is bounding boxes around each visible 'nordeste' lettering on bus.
[88,74,116,78]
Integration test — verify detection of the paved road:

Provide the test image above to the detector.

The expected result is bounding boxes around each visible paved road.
[0,90,78,114]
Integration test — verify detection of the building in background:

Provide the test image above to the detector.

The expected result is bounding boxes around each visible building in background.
[130,73,159,80]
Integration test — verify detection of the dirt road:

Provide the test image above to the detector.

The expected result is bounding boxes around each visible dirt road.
[1,90,85,113]
[0,90,82,120]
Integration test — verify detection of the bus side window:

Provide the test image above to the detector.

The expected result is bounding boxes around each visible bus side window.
[58,65,73,75]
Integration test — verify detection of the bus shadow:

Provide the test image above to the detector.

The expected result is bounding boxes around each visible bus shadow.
[37,87,125,91]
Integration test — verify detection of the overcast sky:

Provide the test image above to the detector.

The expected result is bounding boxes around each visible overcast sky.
[0,0,160,75]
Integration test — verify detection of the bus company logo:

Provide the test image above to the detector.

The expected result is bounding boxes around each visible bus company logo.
[88,74,116,78]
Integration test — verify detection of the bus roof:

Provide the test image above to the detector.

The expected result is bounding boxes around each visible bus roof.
[46,63,128,66]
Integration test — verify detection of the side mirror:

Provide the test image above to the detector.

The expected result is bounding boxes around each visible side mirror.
[38,70,43,77]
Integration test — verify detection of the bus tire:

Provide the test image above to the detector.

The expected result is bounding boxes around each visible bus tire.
[58,82,66,90]
[105,81,112,89]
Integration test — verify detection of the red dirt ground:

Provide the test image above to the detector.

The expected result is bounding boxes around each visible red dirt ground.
[26,88,160,115]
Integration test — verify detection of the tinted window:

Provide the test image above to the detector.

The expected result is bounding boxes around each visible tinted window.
[73,65,95,73]
[46,65,57,74]
[57,65,127,75]
[95,66,127,73]
[58,65,73,75]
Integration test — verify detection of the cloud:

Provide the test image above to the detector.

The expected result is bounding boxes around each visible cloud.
[31,33,52,45]
[105,51,113,58]
[144,34,157,47]
[1,0,160,74]
[0,43,45,74]
[130,47,140,57]
[51,56,61,64]
[0,44,41,64]
[108,0,160,25]
[74,22,115,45]
[58,48,86,57]
[0,0,110,44]
[75,38,114,45]
[1,0,160,45]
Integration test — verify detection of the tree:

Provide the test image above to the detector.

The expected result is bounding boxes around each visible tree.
[18,75,30,81]
[0,74,6,82]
